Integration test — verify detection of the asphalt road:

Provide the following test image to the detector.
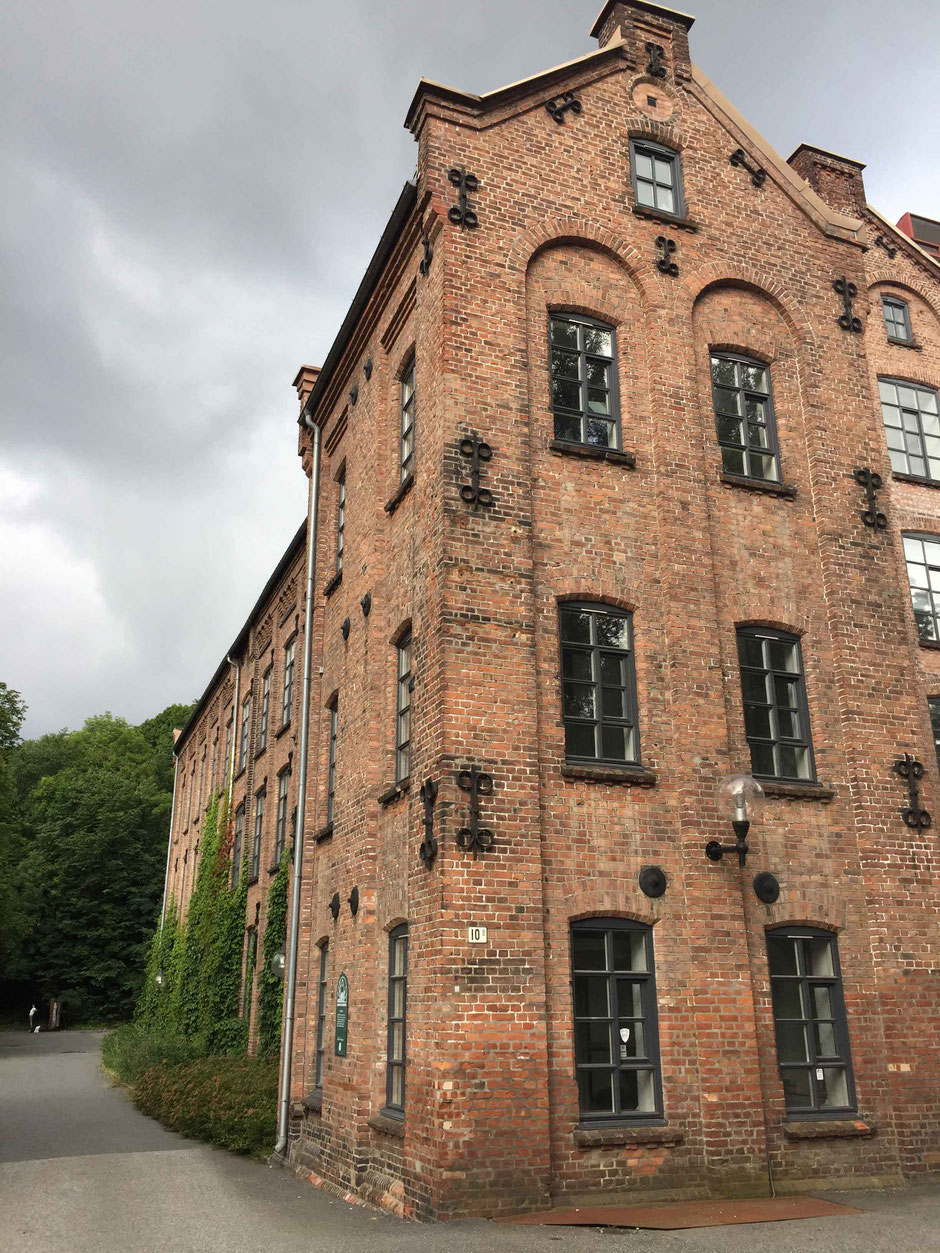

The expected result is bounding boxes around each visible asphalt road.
[0,1030,937,1253]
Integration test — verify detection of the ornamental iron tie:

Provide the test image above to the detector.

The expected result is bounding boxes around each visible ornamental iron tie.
[456,766,494,857]
[458,435,495,508]
[894,754,931,831]
[448,168,479,229]
[853,467,887,530]
[874,234,897,260]
[656,235,679,277]
[646,42,667,78]
[834,276,863,332]
[729,148,767,188]
[544,92,582,124]
[418,778,438,869]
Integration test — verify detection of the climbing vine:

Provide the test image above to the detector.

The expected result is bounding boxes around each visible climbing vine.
[256,850,290,1057]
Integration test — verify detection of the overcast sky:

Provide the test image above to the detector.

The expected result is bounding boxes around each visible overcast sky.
[2,1,939,738]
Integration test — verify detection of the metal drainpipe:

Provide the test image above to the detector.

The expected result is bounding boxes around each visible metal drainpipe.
[275,419,321,1158]
[227,655,240,808]
[158,752,180,932]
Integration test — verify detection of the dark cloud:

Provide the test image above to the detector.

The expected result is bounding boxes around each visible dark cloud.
[2,0,937,735]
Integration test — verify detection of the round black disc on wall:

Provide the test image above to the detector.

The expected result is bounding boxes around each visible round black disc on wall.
[638,865,667,898]
[753,871,780,904]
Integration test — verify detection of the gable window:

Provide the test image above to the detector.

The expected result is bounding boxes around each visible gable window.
[882,295,912,343]
[238,696,251,773]
[767,927,855,1116]
[902,533,940,642]
[711,354,780,482]
[570,919,662,1122]
[231,805,245,889]
[385,925,408,1115]
[929,697,940,773]
[549,314,619,450]
[559,603,639,766]
[335,471,346,573]
[630,138,683,217]
[396,634,413,783]
[880,379,940,481]
[242,928,258,1018]
[314,943,328,1088]
[259,667,272,752]
[327,699,338,825]
[274,769,290,863]
[250,787,265,882]
[400,359,415,483]
[737,627,815,781]
[281,639,295,727]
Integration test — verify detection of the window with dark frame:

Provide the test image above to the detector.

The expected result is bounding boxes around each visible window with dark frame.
[548,314,619,450]
[882,295,912,343]
[902,533,940,642]
[210,727,219,795]
[880,378,940,481]
[929,697,940,774]
[767,927,856,1116]
[395,634,413,783]
[737,627,815,781]
[274,769,290,862]
[559,603,640,766]
[238,696,251,773]
[259,667,271,752]
[327,699,338,824]
[710,354,781,482]
[385,925,408,1115]
[335,471,346,573]
[250,787,265,881]
[224,715,233,787]
[570,919,663,1122]
[314,943,328,1088]
[242,928,257,1018]
[400,359,415,483]
[630,138,684,217]
[282,639,295,727]
[231,805,245,889]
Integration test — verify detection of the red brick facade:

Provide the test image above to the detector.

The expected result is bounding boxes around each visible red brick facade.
[169,1,940,1220]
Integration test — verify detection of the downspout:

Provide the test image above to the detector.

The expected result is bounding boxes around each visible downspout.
[227,654,240,807]
[275,418,321,1157]
[158,751,180,932]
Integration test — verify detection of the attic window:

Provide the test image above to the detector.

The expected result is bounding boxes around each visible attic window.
[630,139,684,217]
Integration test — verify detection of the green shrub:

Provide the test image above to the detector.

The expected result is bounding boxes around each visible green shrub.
[101,1022,200,1085]
[133,1055,278,1157]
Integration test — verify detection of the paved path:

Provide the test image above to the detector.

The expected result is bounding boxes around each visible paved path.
[0,1030,937,1253]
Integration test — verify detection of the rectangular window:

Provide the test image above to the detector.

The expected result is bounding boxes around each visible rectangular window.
[282,639,295,727]
[767,928,855,1116]
[210,727,219,795]
[314,944,328,1088]
[385,925,408,1115]
[335,472,346,573]
[251,788,265,881]
[882,295,912,343]
[902,533,940,642]
[274,770,290,863]
[880,378,940,481]
[559,603,639,766]
[224,715,233,787]
[259,668,271,752]
[327,700,338,825]
[549,314,619,449]
[231,805,245,889]
[929,696,940,773]
[242,928,257,1018]
[570,919,662,1122]
[238,696,251,773]
[710,354,780,482]
[737,628,815,781]
[630,138,683,216]
[396,634,413,783]
[400,359,415,482]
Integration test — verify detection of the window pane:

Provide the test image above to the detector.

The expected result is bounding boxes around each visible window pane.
[635,180,655,207]
[617,1020,645,1059]
[812,985,833,1019]
[737,634,765,668]
[804,937,834,977]
[815,1021,838,1057]
[744,704,773,738]
[776,708,801,739]
[560,610,592,643]
[750,452,779,481]
[742,364,768,391]
[749,742,775,775]
[653,158,673,185]
[922,390,939,414]
[768,935,798,975]
[612,931,646,973]
[599,654,624,684]
[711,357,737,386]
[596,615,631,649]
[615,979,643,1016]
[600,724,628,761]
[586,418,614,447]
[587,388,609,415]
[554,412,581,442]
[722,447,746,475]
[635,153,653,179]
[747,422,770,449]
[717,415,744,445]
[768,639,799,672]
[562,649,593,680]
[619,1069,655,1114]
[777,744,809,779]
[572,930,607,971]
[550,348,581,379]
[389,1067,404,1108]
[583,328,612,357]
[878,379,898,404]
[715,387,741,416]
[658,187,675,214]
[818,1068,850,1108]
[775,1021,809,1063]
[390,1022,404,1061]
[552,379,581,410]
[392,981,405,1018]
[781,1067,812,1110]
[550,319,579,349]
[602,687,625,719]
[586,359,609,387]
[576,1021,612,1064]
[742,671,768,702]
[565,722,596,759]
[579,1069,614,1115]
[563,683,596,719]
[771,979,804,1019]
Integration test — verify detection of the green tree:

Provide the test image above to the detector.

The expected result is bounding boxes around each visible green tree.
[0,682,27,751]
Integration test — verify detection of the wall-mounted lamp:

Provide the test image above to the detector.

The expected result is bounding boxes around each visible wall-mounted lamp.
[270,948,286,979]
[706,773,764,867]
[154,969,165,988]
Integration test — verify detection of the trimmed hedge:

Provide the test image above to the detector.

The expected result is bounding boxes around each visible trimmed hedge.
[133,1055,278,1157]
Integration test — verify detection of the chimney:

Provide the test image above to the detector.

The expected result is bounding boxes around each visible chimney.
[293,364,321,411]
[591,2,694,79]
[787,144,866,216]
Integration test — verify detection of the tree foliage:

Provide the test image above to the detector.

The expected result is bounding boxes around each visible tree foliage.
[257,851,289,1057]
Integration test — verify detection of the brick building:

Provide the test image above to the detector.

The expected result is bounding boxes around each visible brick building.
[166,0,940,1221]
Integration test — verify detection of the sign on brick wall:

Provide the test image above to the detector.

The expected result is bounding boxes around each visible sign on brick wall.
[335,973,348,1056]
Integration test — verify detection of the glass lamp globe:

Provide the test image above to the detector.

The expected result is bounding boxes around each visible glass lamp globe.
[717,773,765,824]
[271,949,287,979]
[154,969,165,988]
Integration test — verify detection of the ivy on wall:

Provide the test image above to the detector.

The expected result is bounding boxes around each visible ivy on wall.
[256,850,289,1057]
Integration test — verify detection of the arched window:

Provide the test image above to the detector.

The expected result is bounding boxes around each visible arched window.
[313,942,329,1089]
[880,379,940,482]
[559,603,639,765]
[766,927,855,1116]
[629,138,684,217]
[881,295,912,343]
[570,919,662,1122]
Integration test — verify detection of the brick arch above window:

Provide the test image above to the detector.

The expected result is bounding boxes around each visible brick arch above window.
[567,904,661,928]
[382,914,409,933]
[735,616,809,638]
[389,617,412,648]
[866,268,940,327]
[510,217,654,296]
[626,120,687,152]
[556,590,638,615]
[680,269,817,349]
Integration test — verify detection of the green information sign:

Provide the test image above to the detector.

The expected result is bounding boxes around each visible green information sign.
[334,973,349,1057]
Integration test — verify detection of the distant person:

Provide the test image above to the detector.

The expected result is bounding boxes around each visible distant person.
[28,1004,38,1033]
